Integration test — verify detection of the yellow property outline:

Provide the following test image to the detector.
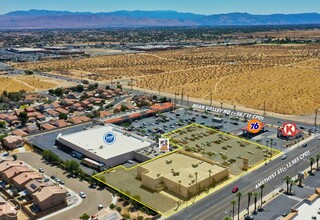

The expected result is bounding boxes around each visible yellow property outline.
[93,123,281,218]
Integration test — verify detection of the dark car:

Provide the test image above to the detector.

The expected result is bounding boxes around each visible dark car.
[51,175,56,180]
[232,186,239,193]
[302,144,308,147]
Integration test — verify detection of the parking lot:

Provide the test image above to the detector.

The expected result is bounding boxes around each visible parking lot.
[16,152,112,220]
[27,122,96,174]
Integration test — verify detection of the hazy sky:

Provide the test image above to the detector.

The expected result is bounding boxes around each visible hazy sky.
[0,0,319,15]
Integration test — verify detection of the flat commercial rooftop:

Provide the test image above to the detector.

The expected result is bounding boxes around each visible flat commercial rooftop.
[141,153,226,187]
[58,125,152,159]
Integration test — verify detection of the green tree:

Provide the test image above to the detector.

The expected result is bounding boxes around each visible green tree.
[42,150,60,165]
[223,217,232,220]
[64,160,81,174]
[76,84,84,92]
[109,203,116,209]
[80,213,90,220]
[231,200,236,220]
[0,121,6,128]
[116,206,122,213]
[24,70,34,75]
[247,192,252,215]
[12,154,17,161]
[237,191,242,220]
[59,113,68,120]
[289,179,294,195]
[19,112,28,125]
[120,105,128,112]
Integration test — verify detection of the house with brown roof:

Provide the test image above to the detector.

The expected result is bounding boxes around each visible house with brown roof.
[54,120,67,128]
[2,135,24,150]
[0,114,8,120]
[5,115,18,124]
[60,99,75,106]
[24,106,35,112]
[80,100,90,108]
[99,111,111,118]
[0,196,17,220]
[12,130,27,137]
[35,113,46,121]
[46,110,59,117]
[13,172,43,191]
[14,109,23,116]
[0,160,25,174]
[55,108,69,114]
[25,124,39,134]
[51,102,60,109]
[2,165,32,184]
[32,185,67,211]
[38,104,51,112]
[25,180,47,195]
[41,123,56,131]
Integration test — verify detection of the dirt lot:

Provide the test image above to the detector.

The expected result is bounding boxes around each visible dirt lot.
[164,124,279,175]
[14,44,320,115]
[0,75,75,93]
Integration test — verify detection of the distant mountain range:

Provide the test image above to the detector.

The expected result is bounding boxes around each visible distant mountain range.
[0,10,320,29]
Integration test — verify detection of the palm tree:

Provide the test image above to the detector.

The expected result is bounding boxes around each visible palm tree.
[253,192,259,212]
[310,157,315,173]
[284,176,291,194]
[316,153,320,170]
[231,200,236,220]
[270,138,273,153]
[266,140,269,148]
[237,191,242,220]
[208,170,212,186]
[259,184,265,209]
[247,192,252,215]
[289,179,294,195]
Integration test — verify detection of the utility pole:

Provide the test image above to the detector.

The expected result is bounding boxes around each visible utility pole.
[187,95,189,107]
[174,92,177,105]
[233,105,236,112]
[181,88,184,106]
[130,78,133,91]
[315,109,318,128]
[210,92,213,106]
[220,102,223,109]
[263,101,266,116]
[158,86,161,96]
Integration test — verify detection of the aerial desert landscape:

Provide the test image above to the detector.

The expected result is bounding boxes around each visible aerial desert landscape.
[15,44,320,115]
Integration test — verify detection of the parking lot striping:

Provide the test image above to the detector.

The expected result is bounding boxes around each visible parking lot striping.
[93,122,282,218]
[255,150,311,189]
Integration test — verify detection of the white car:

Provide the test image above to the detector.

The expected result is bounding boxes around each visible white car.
[98,204,104,210]
[281,155,287,160]
[79,192,86,198]
[317,137,320,140]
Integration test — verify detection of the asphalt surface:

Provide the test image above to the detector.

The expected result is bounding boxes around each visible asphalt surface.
[167,137,320,220]
[15,152,112,220]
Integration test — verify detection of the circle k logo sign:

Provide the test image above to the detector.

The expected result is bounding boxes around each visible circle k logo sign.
[282,122,297,136]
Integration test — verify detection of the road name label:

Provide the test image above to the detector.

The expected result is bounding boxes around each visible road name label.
[192,104,264,121]
[255,150,310,189]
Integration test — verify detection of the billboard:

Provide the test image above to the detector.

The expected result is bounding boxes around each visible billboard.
[159,138,169,152]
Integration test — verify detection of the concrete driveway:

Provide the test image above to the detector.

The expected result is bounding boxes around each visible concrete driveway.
[16,152,112,220]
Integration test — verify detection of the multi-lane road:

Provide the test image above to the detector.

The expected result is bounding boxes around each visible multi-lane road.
[167,137,319,220]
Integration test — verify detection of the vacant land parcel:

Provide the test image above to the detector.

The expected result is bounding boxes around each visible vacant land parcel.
[163,124,280,176]
[15,44,320,114]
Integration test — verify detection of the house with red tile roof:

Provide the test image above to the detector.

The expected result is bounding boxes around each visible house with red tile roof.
[51,102,60,109]
[32,185,67,211]
[99,111,111,118]
[41,123,56,131]
[24,106,35,112]
[54,119,67,128]
[25,179,47,195]
[46,110,59,117]
[12,130,28,137]
[55,108,69,114]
